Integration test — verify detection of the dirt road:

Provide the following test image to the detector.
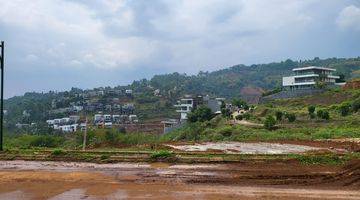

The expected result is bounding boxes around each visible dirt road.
[0,160,359,199]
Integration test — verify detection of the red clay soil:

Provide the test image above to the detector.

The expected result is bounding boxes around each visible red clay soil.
[343,80,360,90]
[0,160,359,199]
[267,140,360,152]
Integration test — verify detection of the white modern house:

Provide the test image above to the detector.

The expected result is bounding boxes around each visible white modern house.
[56,124,78,132]
[125,89,133,95]
[175,97,195,121]
[174,95,224,121]
[283,66,340,90]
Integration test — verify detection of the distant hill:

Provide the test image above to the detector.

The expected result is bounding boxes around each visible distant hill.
[4,57,360,125]
[145,57,360,102]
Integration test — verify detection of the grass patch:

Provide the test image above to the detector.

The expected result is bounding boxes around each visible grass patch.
[150,150,174,159]
[289,154,349,165]
[51,148,65,156]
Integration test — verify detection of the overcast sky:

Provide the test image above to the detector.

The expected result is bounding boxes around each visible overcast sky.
[0,0,360,98]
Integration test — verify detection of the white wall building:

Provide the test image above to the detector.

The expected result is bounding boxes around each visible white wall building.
[175,98,194,121]
[125,89,133,95]
[283,66,340,90]
[174,95,224,121]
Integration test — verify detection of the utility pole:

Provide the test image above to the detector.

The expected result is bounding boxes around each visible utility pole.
[82,116,87,151]
[0,41,4,151]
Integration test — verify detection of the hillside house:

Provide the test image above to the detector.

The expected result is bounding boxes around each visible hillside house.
[93,114,138,125]
[125,89,133,95]
[283,66,340,90]
[175,95,224,121]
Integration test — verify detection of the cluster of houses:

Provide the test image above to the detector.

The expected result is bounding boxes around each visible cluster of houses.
[50,102,135,115]
[49,86,136,115]
[46,115,83,132]
[45,113,139,133]
[66,88,132,98]
[93,114,139,128]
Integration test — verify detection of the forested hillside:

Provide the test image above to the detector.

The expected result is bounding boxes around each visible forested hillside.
[4,57,360,126]
[145,57,360,99]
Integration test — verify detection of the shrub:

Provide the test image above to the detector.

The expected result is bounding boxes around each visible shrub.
[285,113,296,122]
[243,113,251,120]
[264,115,276,130]
[100,154,110,160]
[52,149,65,156]
[29,135,63,148]
[317,110,324,118]
[117,127,126,133]
[217,126,233,137]
[322,111,330,120]
[352,98,360,112]
[105,130,118,144]
[275,111,283,121]
[235,115,243,120]
[150,150,174,159]
[308,105,315,114]
[339,103,351,116]
[317,109,330,120]
[232,98,248,109]
[309,113,316,119]
[308,105,316,118]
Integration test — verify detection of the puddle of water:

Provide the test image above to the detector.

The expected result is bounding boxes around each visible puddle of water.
[150,162,171,169]
[166,142,323,154]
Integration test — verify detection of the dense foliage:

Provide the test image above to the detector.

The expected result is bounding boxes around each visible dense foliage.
[187,106,214,123]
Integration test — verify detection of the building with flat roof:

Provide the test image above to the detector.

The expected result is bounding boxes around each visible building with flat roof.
[174,95,224,121]
[283,66,339,90]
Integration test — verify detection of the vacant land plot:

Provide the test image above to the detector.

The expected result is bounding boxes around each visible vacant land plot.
[0,160,359,199]
[165,142,346,154]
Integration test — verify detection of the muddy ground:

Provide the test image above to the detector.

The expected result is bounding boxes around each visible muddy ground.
[0,160,359,200]
[166,142,326,154]
[165,140,360,153]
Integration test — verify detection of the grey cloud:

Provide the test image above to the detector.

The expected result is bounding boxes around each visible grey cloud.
[0,0,360,98]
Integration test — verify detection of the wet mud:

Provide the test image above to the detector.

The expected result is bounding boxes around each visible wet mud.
[0,160,359,199]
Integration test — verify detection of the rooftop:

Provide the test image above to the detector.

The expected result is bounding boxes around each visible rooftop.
[292,66,336,72]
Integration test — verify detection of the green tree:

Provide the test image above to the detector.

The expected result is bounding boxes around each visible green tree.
[232,98,248,110]
[187,106,213,123]
[285,113,296,122]
[221,108,231,118]
[264,115,276,130]
[336,74,346,83]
